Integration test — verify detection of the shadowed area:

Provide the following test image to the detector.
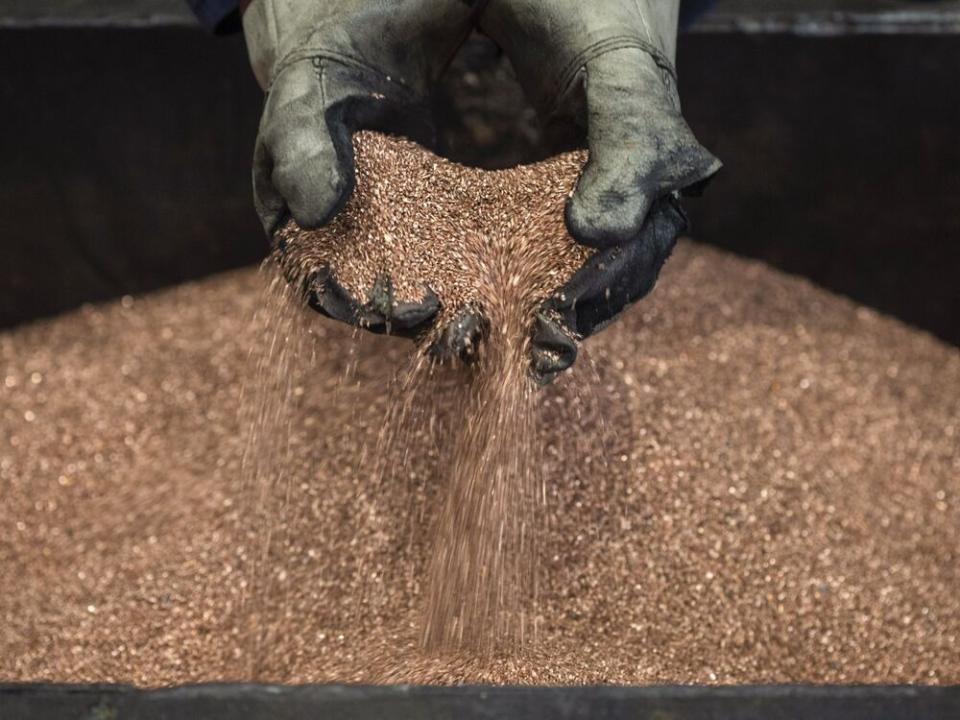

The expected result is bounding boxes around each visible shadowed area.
[1,29,958,348]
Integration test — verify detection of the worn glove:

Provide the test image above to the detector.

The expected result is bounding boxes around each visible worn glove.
[243,0,478,338]
[478,0,722,382]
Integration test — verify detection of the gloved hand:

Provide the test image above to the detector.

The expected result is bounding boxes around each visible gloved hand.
[243,0,478,338]
[478,0,722,383]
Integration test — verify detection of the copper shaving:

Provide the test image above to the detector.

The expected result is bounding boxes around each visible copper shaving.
[1,139,958,684]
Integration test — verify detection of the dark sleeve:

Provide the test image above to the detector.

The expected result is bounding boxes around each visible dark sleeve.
[680,0,716,29]
[186,0,242,34]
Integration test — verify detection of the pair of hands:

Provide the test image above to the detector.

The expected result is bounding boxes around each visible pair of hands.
[243,0,720,383]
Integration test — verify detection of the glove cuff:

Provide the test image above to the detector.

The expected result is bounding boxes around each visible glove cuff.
[548,35,679,118]
[241,0,275,89]
[244,0,477,96]
[270,47,420,101]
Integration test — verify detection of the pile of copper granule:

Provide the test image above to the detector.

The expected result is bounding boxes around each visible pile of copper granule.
[2,137,959,684]
[2,244,958,685]
[275,131,592,329]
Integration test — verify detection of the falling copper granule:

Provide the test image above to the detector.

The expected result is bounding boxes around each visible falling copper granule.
[275,132,595,657]
[1,138,959,684]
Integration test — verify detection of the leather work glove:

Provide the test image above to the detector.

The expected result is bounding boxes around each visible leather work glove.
[478,0,722,383]
[243,0,479,339]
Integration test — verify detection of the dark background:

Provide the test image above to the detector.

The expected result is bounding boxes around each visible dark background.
[1,1,958,345]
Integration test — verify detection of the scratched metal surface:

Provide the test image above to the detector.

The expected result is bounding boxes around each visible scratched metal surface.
[693,0,960,33]
[0,0,196,27]
[2,684,959,720]
[3,0,960,33]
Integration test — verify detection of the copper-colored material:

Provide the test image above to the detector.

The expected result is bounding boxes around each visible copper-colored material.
[1,133,957,685]
[275,131,592,336]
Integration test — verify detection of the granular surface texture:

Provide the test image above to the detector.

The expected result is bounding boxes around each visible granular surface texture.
[2,240,959,684]
[276,131,592,330]
[272,133,600,656]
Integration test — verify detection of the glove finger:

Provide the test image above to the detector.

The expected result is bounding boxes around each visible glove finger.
[255,62,352,235]
[565,47,721,249]
[256,58,438,239]
[389,296,442,333]
[307,269,440,338]
[428,308,487,363]
[361,275,441,337]
[252,138,287,236]
[529,312,578,386]
[551,195,687,339]
[306,267,364,326]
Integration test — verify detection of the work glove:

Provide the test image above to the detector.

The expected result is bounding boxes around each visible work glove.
[478,0,722,383]
[243,0,479,340]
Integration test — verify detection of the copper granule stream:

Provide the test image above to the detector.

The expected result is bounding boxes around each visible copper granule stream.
[416,246,544,655]
[276,132,595,656]
[2,134,960,684]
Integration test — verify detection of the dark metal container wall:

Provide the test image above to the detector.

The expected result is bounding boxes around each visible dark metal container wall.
[2,2,959,345]
[2,684,959,720]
